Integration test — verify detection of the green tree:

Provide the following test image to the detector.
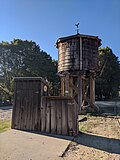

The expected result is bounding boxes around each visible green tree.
[96,47,120,100]
[0,39,58,101]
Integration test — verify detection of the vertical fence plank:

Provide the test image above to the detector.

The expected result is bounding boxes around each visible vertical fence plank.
[41,97,46,132]
[46,98,51,133]
[68,99,76,136]
[24,90,28,130]
[34,89,39,131]
[31,91,36,131]
[28,91,31,130]
[61,100,68,135]
[71,99,78,136]
[56,100,62,134]
[37,85,41,131]
[68,99,78,136]
[20,88,25,130]
[26,90,30,130]
[11,81,17,129]
[29,90,33,131]
[32,81,41,131]
[17,89,22,130]
[51,100,57,134]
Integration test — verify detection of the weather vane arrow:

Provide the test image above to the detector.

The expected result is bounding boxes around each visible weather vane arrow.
[75,23,80,34]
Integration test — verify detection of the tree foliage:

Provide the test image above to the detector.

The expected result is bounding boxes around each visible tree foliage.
[0,39,58,101]
[0,39,119,102]
[96,47,120,100]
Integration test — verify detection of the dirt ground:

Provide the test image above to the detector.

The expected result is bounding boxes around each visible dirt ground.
[63,116,120,160]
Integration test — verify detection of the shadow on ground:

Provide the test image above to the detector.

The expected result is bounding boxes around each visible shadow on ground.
[14,129,74,141]
[14,129,120,155]
[74,132,120,154]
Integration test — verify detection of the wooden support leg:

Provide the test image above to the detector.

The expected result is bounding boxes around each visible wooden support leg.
[82,78,86,107]
[78,74,82,112]
[61,77,65,96]
[90,74,95,107]
[65,74,69,96]
[69,76,73,97]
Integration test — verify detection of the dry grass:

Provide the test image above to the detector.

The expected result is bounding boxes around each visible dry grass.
[79,115,120,137]
[79,114,97,133]
[0,120,11,133]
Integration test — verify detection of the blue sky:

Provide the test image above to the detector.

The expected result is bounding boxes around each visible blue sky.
[0,0,120,60]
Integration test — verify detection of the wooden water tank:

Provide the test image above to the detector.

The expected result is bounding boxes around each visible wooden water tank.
[56,34,101,73]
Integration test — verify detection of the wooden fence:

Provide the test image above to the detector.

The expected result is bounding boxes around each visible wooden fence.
[40,97,78,135]
[12,78,78,136]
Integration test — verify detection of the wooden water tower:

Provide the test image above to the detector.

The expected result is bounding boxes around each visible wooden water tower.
[56,33,101,112]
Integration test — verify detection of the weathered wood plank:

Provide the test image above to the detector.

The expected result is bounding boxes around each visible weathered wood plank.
[56,100,62,134]
[69,77,73,97]
[50,100,57,134]
[37,85,41,131]
[34,81,41,131]
[46,98,51,133]
[17,89,23,130]
[11,81,17,129]
[74,100,78,135]
[31,92,36,131]
[32,85,39,131]
[20,89,25,130]
[27,89,34,131]
[65,74,70,96]
[41,97,46,132]
[67,99,77,136]
[61,100,68,135]
[33,83,40,131]
[78,74,82,112]
[25,89,29,130]
[28,89,34,131]
[60,77,65,96]
[24,90,28,130]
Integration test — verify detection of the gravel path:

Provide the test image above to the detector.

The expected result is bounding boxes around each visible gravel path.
[0,106,13,121]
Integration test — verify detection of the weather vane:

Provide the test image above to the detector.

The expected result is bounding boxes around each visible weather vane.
[75,23,80,34]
